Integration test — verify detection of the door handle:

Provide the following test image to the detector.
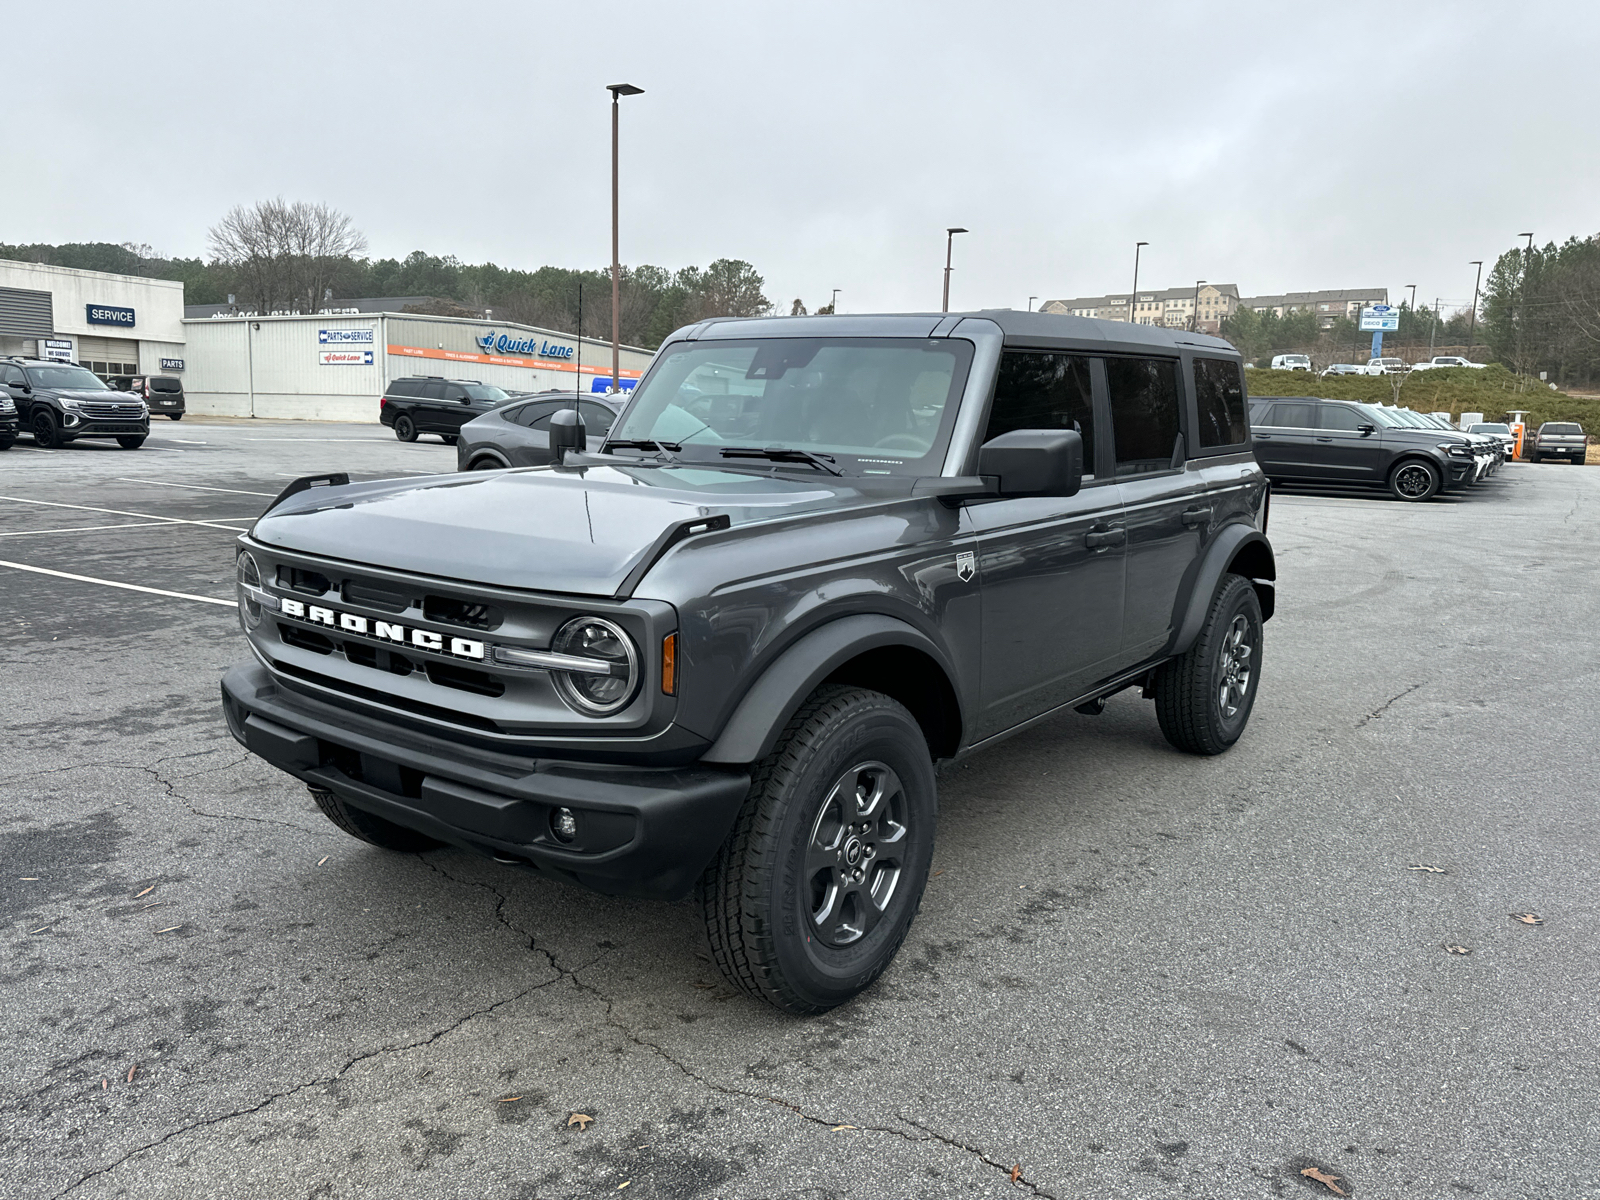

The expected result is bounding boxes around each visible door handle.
[1085,527,1125,549]
[1180,506,1212,526]
[1316,436,1333,442]
[1255,433,1273,439]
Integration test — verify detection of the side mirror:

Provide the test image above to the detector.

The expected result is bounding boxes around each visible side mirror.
[1358,423,1376,434]
[977,428,1083,498]
[548,406,587,464]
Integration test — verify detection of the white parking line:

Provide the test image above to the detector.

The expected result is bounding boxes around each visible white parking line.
[0,559,236,607]
[174,439,209,444]
[0,521,179,538]
[118,478,276,497]
[0,496,257,531]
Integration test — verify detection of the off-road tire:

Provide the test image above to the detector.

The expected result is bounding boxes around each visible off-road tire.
[1388,458,1440,501]
[32,411,60,449]
[698,686,937,1015]
[117,436,146,449]
[309,787,443,851]
[1152,573,1263,756]
[394,415,417,442]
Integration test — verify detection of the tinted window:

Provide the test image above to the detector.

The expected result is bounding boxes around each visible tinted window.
[420,380,447,401]
[148,377,182,392]
[985,352,1095,478]
[1,365,23,385]
[24,365,108,390]
[444,384,468,402]
[513,402,563,430]
[388,379,422,397]
[1543,423,1582,435]
[1248,403,1268,426]
[463,384,509,402]
[580,401,617,434]
[1319,405,1370,432]
[1193,357,1247,447]
[1107,357,1181,474]
[1266,403,1316,428]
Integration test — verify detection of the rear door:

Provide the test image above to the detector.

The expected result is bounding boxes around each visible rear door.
[969,351,1126,738]
[415,380,448,431]
[1108,355,1209,662]
[1313,403,1385,482]
[440,383,475,433]
[1252,401,1319,479]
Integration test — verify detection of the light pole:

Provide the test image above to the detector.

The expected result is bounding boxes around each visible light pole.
[1131,241,1148,324]
[607,83,644,393]
[941,228,967,313]
[1028,296,1037,312]
[1406,284,1417,357]
[1516,232,1534,377]
[1467,260,1484,353]
[1189,280,1204,332]
[831,288,841,314]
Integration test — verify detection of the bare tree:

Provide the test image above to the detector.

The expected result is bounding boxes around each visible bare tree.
[207,198,366,314]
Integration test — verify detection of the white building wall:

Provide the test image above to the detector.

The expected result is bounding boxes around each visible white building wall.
[0,258,185,368]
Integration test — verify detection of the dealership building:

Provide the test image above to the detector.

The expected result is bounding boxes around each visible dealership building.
[0,259,187,377]
[181,312,656,422]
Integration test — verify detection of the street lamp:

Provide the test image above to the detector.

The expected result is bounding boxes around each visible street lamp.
[1467,261,1484,352]
[941,228,968,313]
[831,288,841,314]
[1131,242,1148,324]
[1028,296,1037,312]
[607,83,644,394]
[1517,232,1535,375]
[1406,284,1417,355]
[1189,280,1205,332]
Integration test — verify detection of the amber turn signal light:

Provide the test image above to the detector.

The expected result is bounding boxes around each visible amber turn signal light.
[661,633,677,695]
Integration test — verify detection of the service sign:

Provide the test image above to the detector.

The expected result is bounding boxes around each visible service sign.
[160,357,185,371]
[42,338,73,362]
[86,304,136,327]
[320,350,374,366]
[1359,304,1399,332]
[319,329,374,345]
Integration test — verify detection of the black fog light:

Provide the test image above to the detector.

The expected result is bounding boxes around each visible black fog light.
[551,807,579,843]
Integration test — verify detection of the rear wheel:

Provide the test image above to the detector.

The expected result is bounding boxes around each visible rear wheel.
[441,434,459,445]
[468,457,503,471]
[1388,458,1440,501]
[117,435,146,450]
[32,411,60,449]
[309,787,443,851]
[394,414,417,442]
[1529,450,1541,463]
[1152,573,1263,756]
[0,436,12,451]
[169,413,183,421]
[698,686,937,1014]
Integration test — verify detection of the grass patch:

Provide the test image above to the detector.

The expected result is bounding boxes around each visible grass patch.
[1244,363,1599,431]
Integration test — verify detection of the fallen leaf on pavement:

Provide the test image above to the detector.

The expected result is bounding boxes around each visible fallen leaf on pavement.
[135,886,155,897]
[617,1182,630,1190]
[1406,865,1446,873]
[1300,1166,1346,1195]
[831,1124,856,1132]
[1511,913,1544,926]
[498,1096,522,1103]
[126,1064,138,1083]
[693,982,715,989]
[20,877,39,881]
[932,870,944,878]
[1445,944,1471,955]
[317,856,330,867]
[568,1113,594,1130]
[154,925,183,934]
[1010,1164,1022,1183]
[29,926,51,935]
[101,1078,108,1091]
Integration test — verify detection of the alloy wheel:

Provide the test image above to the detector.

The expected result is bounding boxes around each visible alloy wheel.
[1217,614,1253,719]
[1394,463,1433,498]
[804,761,909,947]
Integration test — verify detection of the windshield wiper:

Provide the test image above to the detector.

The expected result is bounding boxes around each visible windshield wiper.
[604,438,682,462]
[718,446,844,476]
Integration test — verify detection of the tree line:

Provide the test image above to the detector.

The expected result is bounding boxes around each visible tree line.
[2,198,777,350]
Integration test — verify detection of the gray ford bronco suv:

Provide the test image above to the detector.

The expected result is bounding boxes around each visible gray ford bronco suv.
[222,312,1274,1014]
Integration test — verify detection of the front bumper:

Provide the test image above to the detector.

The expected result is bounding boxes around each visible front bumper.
[0,415,16,437]
[221,661,749,900]
[61,415,150,438]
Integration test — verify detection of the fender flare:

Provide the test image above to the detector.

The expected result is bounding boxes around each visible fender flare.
[700,614,958,765]
[1169,524,1276,658]
[465,450,511,471]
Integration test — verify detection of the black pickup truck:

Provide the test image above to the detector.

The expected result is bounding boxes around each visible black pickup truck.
[223,312,1275,1013]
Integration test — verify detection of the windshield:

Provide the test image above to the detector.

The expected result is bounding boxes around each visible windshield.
[609,337,974,476]
[1470,424,1509,434]
[463,385,509,402]
[23,366,113,391]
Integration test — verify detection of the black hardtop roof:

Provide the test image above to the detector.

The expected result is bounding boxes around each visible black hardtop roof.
[679,311,1238,358]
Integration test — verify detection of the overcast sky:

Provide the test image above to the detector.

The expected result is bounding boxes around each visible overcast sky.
[13,1,1598,315]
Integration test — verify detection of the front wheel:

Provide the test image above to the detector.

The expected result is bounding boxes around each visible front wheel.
[169,413,183,421]
[1152,573,1263,756]
[1388,458,1440,501]
[394,414,417,442]
[0,436,13,451]
[32,411,61,449]
[117,435,146,449]
[1528,451,1541,464]
[698,686,937,1014]
[441,434,459,445]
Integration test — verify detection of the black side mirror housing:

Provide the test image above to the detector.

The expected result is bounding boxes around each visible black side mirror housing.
[1358,423,1376,434]
[977,429,1083,498]
[548,406,587,464]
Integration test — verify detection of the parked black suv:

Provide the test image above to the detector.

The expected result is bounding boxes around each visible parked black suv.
[379,377,513,443]
[1249,396,1481,500]
[107,374,186,420]
[222,313,1275,1013]
[1,358,149,450]
[0,386,16,449]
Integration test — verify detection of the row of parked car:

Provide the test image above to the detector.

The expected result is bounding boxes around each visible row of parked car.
[1265,354,1487,377]
[0,357,187,450]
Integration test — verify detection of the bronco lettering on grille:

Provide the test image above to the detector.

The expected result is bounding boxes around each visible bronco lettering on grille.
[279,597,485,660]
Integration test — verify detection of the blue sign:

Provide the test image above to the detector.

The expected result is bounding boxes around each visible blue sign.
[476,330,575,360]
[160,357,185,371]
[86,304,136,327]
[319,328,374,344]
[590,377,638,393]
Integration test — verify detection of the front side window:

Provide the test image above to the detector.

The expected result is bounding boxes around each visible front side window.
[985,352,1095,478]
[610,338,973,476]
[579,401,618,434]
[1266,402,1316,428]
[1319,405,1369,432]
[1192,357,1247,447]
[1107,357,1181,474]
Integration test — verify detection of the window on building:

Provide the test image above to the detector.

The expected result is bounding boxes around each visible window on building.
[985,352,1096,480]
[1107,357,1181,474]
[1192,357,1247,448]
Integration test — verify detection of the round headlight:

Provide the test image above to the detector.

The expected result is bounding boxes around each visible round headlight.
[237,551,263,629]
[550,616,639,716]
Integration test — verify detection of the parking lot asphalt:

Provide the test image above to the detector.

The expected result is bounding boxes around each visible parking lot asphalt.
[2,420,1596,1199]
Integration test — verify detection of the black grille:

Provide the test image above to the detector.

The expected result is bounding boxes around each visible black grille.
[76,402,146,419]
[343,579,412,612]
[279,567,331,596]
[272,659,503,732]
[424,594,503,630]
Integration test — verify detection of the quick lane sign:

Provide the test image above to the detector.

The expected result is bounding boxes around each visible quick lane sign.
[319,350,374,365]
[86,304,136,327]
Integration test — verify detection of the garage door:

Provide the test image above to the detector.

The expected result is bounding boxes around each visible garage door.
[78,335,141,378]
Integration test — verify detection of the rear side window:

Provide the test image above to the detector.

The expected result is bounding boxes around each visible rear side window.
[512,402,562,429]
[580,401,617,434]
[1266,402,1316,428]
[985,352,1095,479]
[420,380,448,400]
[1192,357,1247,447]
[148,377,182,392]
[388,379,422,397]
[1107,357,1181,474]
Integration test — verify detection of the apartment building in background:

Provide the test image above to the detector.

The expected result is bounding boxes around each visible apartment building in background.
[1039,284,1388,334]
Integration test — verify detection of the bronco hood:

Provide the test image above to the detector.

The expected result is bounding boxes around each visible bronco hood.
[249,463,883,596]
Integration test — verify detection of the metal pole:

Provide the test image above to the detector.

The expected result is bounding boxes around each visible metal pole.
[611,93,620,395]
[942,228,966,313]
[1516,232,1534,379]
[1428,297,1439,357]
[831,288,841,314]
[1028,296,1037,312]
[1131,242,1147,324]
[1467,261,1483,353]
[1189,281,1203,333]
[1406,284,1417,357]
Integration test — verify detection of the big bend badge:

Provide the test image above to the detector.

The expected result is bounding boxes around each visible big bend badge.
[955,550,976,583]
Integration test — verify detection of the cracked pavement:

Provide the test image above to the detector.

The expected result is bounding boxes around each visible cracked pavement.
[2,422,1598,1198]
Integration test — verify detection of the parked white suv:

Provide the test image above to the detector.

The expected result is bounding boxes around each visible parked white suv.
[1364,357,1408,375]
[1411,356,1487,371]
[1270,354,1312,372]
